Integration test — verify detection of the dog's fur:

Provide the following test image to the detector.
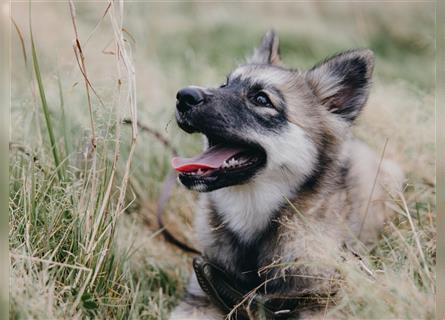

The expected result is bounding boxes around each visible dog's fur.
[170,31,403,319]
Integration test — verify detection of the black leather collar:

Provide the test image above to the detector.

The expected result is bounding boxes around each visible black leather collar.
[192,256,309,320]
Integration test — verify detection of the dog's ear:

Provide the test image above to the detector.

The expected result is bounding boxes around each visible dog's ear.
[248,30,281,65]
[306,49,374,122]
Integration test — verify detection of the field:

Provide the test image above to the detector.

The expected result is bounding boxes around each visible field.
[9,2,435,319]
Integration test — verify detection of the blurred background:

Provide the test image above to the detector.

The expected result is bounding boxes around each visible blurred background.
[10,2,435,319]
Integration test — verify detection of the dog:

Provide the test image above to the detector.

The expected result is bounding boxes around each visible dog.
[169,30,403,320]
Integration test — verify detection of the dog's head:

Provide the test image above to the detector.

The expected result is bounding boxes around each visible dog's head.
[173,31,374,192]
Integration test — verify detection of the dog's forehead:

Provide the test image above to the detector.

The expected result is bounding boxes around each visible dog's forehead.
[229,64,294,87]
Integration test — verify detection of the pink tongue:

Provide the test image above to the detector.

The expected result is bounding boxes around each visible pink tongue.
[172,145,244,172]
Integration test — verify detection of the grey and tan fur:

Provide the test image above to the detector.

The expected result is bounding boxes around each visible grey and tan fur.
[170,31,403,319]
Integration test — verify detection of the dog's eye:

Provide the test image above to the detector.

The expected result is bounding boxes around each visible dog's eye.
[252,92,273,108]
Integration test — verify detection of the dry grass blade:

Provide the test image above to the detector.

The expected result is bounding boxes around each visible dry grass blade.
[11,253,91,272]
[11,16,27,66]
[84,2,111,45]
[358,138,388,237]
[398,191,434,287]
[108,0,139,215]
[68,0,99,253]
[122,118,177,155]
[69,0,97,148]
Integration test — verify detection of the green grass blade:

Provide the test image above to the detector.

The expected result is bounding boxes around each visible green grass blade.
[57,70,70,161]
[29,25,63,181]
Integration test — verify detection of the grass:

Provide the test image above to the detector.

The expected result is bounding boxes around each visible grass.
[9,2,435,319]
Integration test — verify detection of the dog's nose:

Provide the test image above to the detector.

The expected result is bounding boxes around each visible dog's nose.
[176,87,204,112]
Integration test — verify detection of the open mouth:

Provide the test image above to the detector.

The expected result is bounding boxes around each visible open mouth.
[171,136,267,192]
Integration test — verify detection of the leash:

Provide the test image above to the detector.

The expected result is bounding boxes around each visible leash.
[156,169,201,254]
[123,118,200,255]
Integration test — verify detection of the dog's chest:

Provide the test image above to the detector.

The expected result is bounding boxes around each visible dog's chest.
[208,176,293,243]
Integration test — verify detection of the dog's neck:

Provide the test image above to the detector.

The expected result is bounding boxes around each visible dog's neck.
[208,169,302,244]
